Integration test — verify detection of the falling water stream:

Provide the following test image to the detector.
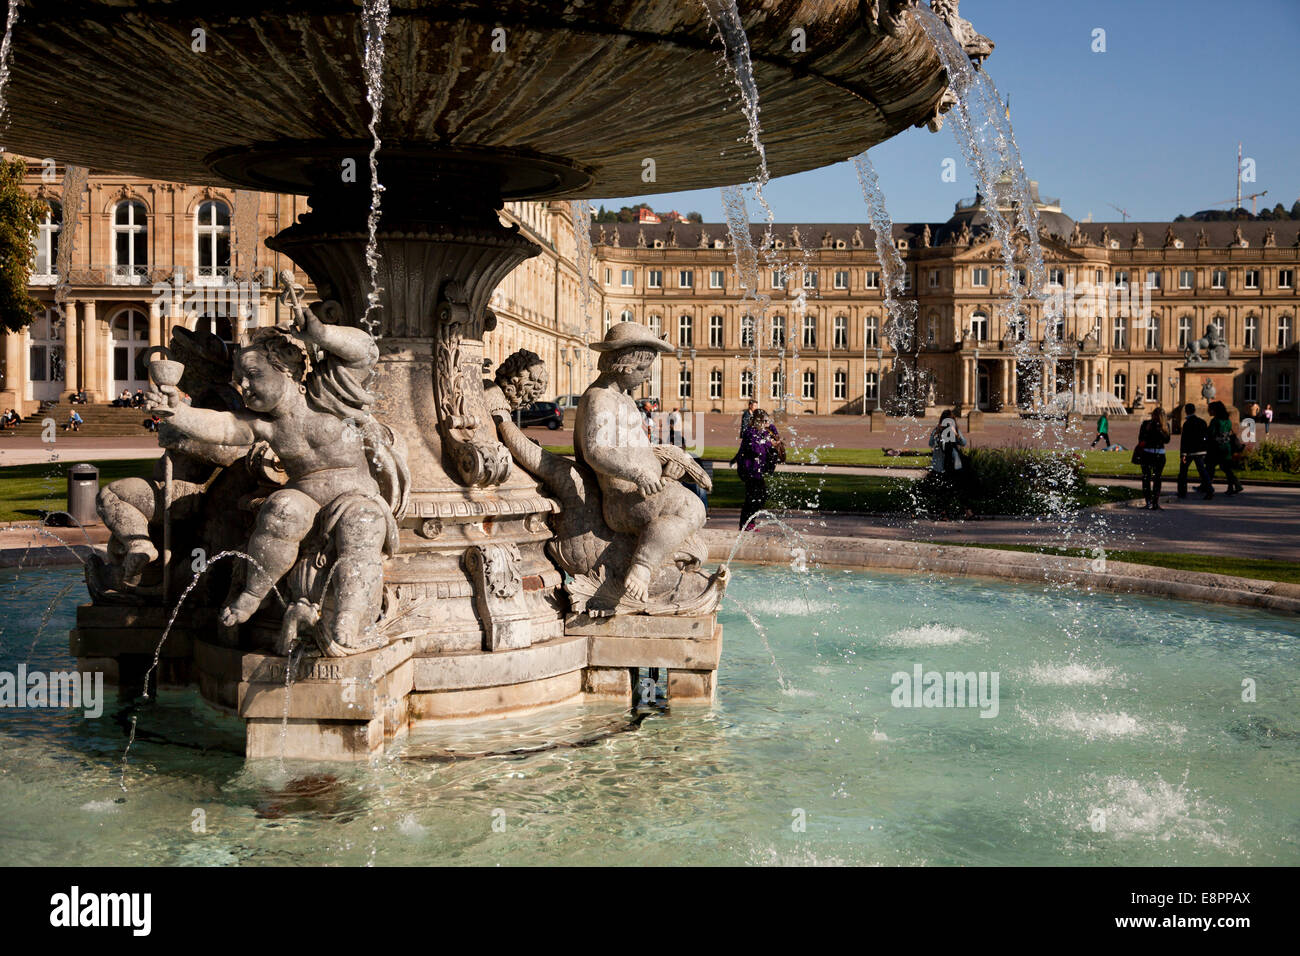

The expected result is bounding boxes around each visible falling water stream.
[571,199,594,329]
[0,0,19,140]
[360,0,390,339]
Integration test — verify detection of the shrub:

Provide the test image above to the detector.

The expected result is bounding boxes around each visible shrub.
[901,446,1089,518]
[1243,437,1300,474]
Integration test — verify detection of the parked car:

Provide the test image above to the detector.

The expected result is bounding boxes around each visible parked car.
[555,394,582,410]
[635,397,661,415]
[514,401,563,430]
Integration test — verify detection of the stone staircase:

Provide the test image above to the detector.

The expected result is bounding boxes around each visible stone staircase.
[7,401,157,437]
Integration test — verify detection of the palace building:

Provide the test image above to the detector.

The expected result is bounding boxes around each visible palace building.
[3,160,1297,424]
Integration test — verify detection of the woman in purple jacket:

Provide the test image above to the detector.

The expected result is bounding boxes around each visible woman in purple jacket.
[731,409,781,530]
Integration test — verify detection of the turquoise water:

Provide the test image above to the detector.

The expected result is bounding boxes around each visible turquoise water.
[0,565,1296,866]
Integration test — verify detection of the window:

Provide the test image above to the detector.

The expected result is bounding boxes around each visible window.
[709,269,724,289]
[802,270,818,289]
[678,269,693,289]
[1280,269,1294,289]
[865,271,880,289]
[1178,315,1193,349]
[1179,269,1194,290]
[771,368,784,400]
[802,314,816,348]
[1245,269,1259,289]
[901,271,912,291]
[32,200,61,280]
[709,314,723,348]
[1243,371,1258,404]
[1114,270,1129,289]
[677,314,693,347]
[771,315,785,348]
[1145,314,1160,350]
[678,367,691,399]
[620,268,633,287]
[772,269,787,289]
[971,268,989,287]
[1014,268,1027,287]
[741,315,755,348]
[1048,268,1064,286]
[1211,269,1227,289]
[648,269,663,288]
[1279,371,1293,403]
[970,311,989,341]
[802,370,816,400]
[1280,315,1293,349]
[1112,316,1126,350]
[604,268,612,285]
[865,371,878,401]
[1145,270,1161,290]
[1145,370,1160,402]
[929,269,940,288]
[1096,269,1104,284]
[26,310,62,384]
[833,315,847,349]
[1212,314,1225,340]
[740,368,754,399]
[834,270,849,290]
[1113,371,1127,401]
[195,200,231,280]
[1008,314,1027,342]
[1245,314,1258,350]
[648,314,662,337]
[865,314,879,348]
[620,309,633,323]
[709,369,722,399]
[833,369,847,400]
[604,310,612,332]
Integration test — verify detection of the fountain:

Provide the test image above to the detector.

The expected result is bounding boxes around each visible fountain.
[2,1,979,760]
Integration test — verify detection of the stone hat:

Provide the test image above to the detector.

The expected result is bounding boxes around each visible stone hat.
[589,321,674,353]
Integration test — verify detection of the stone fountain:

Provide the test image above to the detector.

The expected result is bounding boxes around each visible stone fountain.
[3,0,989,759]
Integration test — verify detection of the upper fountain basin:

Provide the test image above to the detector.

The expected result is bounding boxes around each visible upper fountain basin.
[3,0,954,198]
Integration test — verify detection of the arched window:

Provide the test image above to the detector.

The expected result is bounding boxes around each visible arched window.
[27,309,64,398]
[619,309,633,323]
[647,313,662,338]
[195,200,230,281]
[770,367,784,400]
[1244,314,1258,350]
[192,313,234,344]
[677,314,692,347]
[771,315,785,348]
[801,369,816,400]
[111,308,150,394]
[739,368,754,399]
[1279,371,1293,404]
[865,370,878,401]
[1177,315,1193,349]
[113,200,148,283]
[1145,312,1160,351]
[970,311,989,341]
[833,369,847,400]
[1113,371,1127,402]
[32,200,61,281]
[709,368,723,399]
[865,314,879,348]
[741,314,755,348]
[1145,370,1160,402]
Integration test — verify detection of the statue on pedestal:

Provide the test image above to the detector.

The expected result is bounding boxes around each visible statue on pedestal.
[484,332,726,618]
[1185,323,1230,365]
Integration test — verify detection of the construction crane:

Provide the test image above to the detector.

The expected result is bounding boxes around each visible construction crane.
[1208,190,1269,216]
[1107,202,1131,222]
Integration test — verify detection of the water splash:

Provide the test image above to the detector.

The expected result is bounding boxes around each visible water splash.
[0,0,19,143]
[230,189,260,283]
[571,199,594,329]
[360,0,390,338]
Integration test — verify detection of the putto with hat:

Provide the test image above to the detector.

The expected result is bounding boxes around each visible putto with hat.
[589,322,674,353]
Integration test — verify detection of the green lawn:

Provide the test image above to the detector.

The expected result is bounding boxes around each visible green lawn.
[0,458,156,522]
[945,542,1300,586]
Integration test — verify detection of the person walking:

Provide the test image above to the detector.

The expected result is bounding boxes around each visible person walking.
[1176,403,1211,499]
[1136,406,1170,509]
[730,408,782,530]
[739,399,756,436]
[1204,401,1244,498]
[928,410,972,519]
[1090,411,1110,449]
[1264,403,1273,435]
[668,406,683,447]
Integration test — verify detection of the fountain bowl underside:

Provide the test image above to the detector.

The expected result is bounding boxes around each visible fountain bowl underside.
[4,0,950,197]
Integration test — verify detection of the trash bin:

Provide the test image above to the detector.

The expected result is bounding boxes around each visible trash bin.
[66,463,100,526]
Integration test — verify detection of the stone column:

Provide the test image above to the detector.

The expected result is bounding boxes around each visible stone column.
[1007,358,1018,409]
[81,300,100,402]
[0,328,21,408]
[63,301,79,395]
[148,298,163,349]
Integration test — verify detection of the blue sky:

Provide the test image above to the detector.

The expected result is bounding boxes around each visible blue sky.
[593,0,1300,225]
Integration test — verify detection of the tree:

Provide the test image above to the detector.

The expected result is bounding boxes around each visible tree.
[0,156,45,332]
[686,211,703,223]
[1291,199,1300,220]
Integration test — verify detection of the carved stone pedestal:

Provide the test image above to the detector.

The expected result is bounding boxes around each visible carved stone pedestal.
[565,612,723,704]
[1178,365,1241,426]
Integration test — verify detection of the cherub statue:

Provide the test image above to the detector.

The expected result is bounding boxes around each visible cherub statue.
[148,274,408,655]
[483,344,724,617]
[574,324,710,608]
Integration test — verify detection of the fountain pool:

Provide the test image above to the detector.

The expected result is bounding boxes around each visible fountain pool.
[1,565,1295,866]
